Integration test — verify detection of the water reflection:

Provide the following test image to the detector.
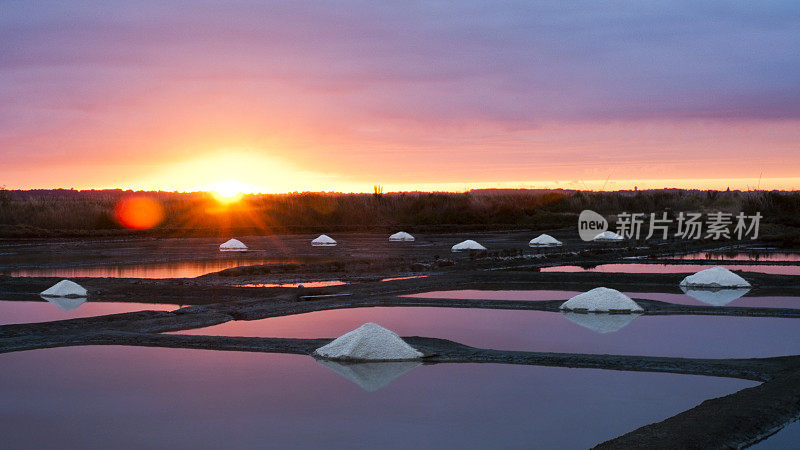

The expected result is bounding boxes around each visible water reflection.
[8,258,303,279]
[541,264,800,276]
[680,287,751,306]
[667,252,800,262]
[236,281,347,288]
[176,306,800,359]
[316,360,421,392]
[0,300,175,325]
[41,295,86,312]
[561,312,641,334]
[0,346,756,449]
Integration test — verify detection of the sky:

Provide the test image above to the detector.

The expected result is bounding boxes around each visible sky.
[1,1,799,193]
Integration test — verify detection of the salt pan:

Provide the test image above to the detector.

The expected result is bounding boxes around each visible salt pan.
[314,323,423,361]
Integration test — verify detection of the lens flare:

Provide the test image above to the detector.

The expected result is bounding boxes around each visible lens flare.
[114,196,165,229]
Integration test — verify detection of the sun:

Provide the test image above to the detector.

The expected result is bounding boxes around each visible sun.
[208,180,250,203]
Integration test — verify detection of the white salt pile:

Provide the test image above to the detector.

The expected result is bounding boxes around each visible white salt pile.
[43,296,87,312]
[681,286,751,306]
[314,322,423,361]
[562,311,640,333]
[592,230,624,241]
[388,231,415,242]
[528,234,562,247]
[311,234,337,247]
[451,239,487,252]
[679,266,750,288]
[316,360,421,392]
[40,280,88,298]
[559,287,643,312]
[219,238,248,252]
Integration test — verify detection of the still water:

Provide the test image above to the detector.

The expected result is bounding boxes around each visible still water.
[0,300,176,325]
[176,306,800,359]
[7,258,299,278]
[541,263,800,276]
[0,346,756,449]
[407,289,800,308]
[667,252,800,262]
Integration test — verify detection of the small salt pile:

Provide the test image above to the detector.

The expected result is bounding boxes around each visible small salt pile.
[314,323,423,361]
[451,239,487,252]
[528,234,562,247]
[311,234,337,247]
[559,287,643,312]
[40,280,88,298]
[388,231,415,242]
[592,230,624,241]
[679,266,750,288]
[562,311,640,333]
[219,238,248,252]
[316,360,421,392]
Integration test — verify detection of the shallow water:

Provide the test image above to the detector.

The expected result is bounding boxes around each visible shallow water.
[541,263,800,276]
[0,300,175,325]
[176,306,800,359]
[236,280,348,288]
[407,289,800,308]
[7,258,303,278]
[751,420,800,449]
[0,346,755,449]
[667,251,800,262]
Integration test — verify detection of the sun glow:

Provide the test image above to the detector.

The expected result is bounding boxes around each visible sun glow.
[208,180,253,203]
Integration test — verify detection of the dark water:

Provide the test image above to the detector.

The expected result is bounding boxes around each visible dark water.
[0,346,755,449]
[176,306,800,359]
[0,300,175,325]
[751,420,800,449]
[541,263,800,276]
[407,289,800,308]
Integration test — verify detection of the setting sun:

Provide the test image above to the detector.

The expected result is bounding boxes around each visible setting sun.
[208,180,252,203]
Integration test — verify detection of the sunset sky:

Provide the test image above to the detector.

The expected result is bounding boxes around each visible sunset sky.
[2,1,799,193]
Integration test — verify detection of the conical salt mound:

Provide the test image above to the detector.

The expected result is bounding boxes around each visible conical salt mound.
[311,234,337,246]
[529,234,562,247]
[314,323,423,361]
[679,266,750,288]
[43,296,87,311]
[451,239,487,252]
[560,287,643,312]
[40,280,88,298]
[389,231,415,242]
[681,286,750,306]
[219,238,248,252]
[562,311,640,333]
[316,360,420,392]
[592,230,624,241]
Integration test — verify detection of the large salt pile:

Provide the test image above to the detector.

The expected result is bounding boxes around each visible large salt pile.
[44,296,87,312]
[679,266,750,288]
[559,287,643,312]
[316,360,421,392]
[311,234,337,247]
[451,239,487,252]
[681,286,750,306]
[592,230,624,241]
[219,238,248,252]
[528,234,562,247]
[314,323,423,361]
[562,311,640,333]
[40,280,88,298]
[389,231,415,242]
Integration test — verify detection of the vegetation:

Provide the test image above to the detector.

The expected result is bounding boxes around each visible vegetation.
[0,188,799,241]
